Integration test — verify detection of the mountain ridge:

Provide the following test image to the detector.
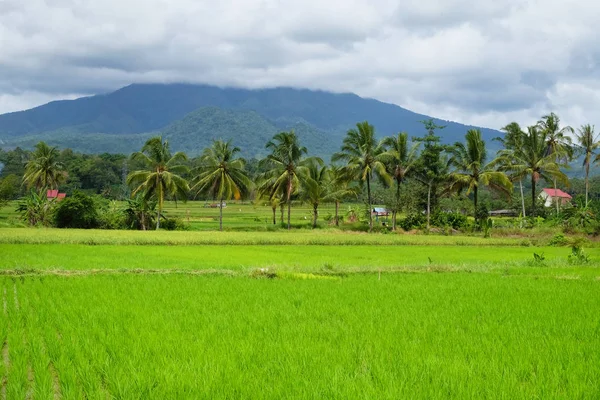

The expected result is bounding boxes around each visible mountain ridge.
[0,83,502,156]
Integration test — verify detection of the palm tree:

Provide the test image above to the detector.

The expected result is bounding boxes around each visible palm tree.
[327,165,358,226]
[23,142,65,193]
[381,132,420,229]
[447,129,512,220]
[332,121,391,232]
[259,131,313,230]
[191,139,252,231]
[496,126,568,217]
[127,136,189,230]
[537,113,574,214]
[575,124,599,206]
[496,122,527,217]
[299,160,328,228]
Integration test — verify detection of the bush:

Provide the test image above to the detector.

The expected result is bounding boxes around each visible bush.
[398,213,426,231]
[54,191,99,229]
[161,218,189,231]
[431,212,468,230]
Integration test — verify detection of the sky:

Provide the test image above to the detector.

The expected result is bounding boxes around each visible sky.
[0,0,598,130]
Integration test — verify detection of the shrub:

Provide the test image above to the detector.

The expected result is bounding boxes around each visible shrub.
[54,191,99,229]
[399,213,426,231]
[548,233,568,247]
[161,218,189,231]
[431,212,468,230]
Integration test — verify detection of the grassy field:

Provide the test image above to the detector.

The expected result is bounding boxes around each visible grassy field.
[1,223,599,398]
[1,273,599,399]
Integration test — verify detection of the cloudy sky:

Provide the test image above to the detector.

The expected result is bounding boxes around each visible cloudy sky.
[0,0,597,130]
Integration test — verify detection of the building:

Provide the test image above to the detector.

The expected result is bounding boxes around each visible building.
[46,189,66,201]
[539,188,572,207]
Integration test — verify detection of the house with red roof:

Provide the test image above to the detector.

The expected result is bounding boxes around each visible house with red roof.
[47,189,66,201]
[539,188,572,207]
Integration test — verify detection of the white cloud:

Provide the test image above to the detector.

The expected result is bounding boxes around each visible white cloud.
[0,0,599,130]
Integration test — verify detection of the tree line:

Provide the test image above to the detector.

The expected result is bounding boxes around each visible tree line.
[3,113,600,232]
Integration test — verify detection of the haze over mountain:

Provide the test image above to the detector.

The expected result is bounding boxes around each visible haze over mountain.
[0,84,502,157]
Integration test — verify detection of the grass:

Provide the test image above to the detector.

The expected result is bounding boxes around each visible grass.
[1,273,599,398]
[0,227,576,247]
[1,203,599,398]
[0,244,599,275]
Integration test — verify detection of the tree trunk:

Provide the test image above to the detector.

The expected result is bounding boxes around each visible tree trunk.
[531,176,536,218]
[219,197,224,231]
[156,209,160,230]
[335,201,339,227]
[585,161,590,207]
[554,178,559,215]
[280,203,284,224]
[312,204,318,228]
[394,179,401,230]
[366,174,372,232]
[272,205,276,225]
[473,186,478,220]
[287,175,292,230]
[141,212,146,231]
[426,183,431,231]
[519,180,526,217]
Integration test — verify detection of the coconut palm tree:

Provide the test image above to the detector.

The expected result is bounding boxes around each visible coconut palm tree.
[23,142,65,193]
[447,129,512,220]
[537,113,574,214]
[575,124,600,206]
[327,165,358,227]
[496,122,527,217]
[380,132,420,229]
[127,136,189,230]
[191,139,252,231]
[332,121,391,232]
[496,126,568,217]
[259,131,314,230]
[299,159,329,228]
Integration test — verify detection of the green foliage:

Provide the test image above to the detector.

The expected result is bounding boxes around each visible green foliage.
[17,191,57,227]
[398,213,426,230]
[549,233,568,246]
[530,252,546,266]
[161,218,189,231]
[431,212,468,230]
[54,191,99,229]
[0,174,21,200]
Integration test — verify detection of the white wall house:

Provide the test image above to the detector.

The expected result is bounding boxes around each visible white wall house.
[539,188,572,207]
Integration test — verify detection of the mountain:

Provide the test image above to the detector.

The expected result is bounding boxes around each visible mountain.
[0,83,502,157]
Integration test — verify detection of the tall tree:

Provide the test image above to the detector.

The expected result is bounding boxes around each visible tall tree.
[537,113,574,214]
[327,165,358,227]
[413,120,447,230]
[496,122,527,217]
[192,140,252,231]
[381,132,420,230]
[127,136,189,230]
[23,142,66,193]
[575,124,599,206]
[447,129,512,220]
[496,126,568,217]
[299,159,329,228]
[332,121,390,232]
[259,131,312,230]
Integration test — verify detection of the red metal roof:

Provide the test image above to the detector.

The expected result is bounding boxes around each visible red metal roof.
[47,189,58,198]
[542,188,572,199]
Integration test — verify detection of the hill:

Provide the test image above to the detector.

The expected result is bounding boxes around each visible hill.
[0,83,501,157]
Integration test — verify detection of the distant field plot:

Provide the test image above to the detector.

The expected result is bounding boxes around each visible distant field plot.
[1,274,599,399]
[1,243,599,275]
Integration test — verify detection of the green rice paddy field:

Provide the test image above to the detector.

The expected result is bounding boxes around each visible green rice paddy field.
[1,228,599,398]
